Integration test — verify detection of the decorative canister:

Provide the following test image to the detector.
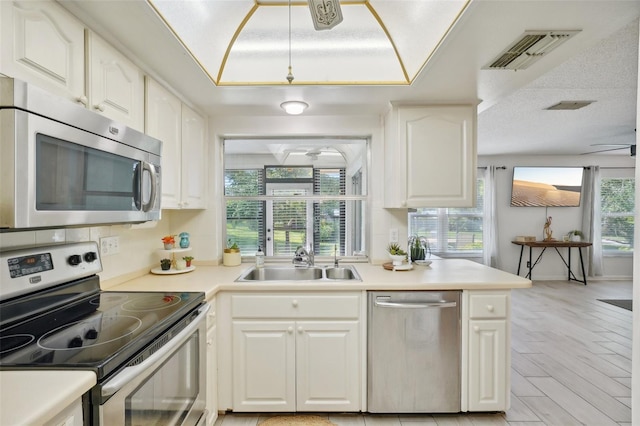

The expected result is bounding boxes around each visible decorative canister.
[179,232,190,248]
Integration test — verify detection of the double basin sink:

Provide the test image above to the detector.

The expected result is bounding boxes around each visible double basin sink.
[235,264,361,282]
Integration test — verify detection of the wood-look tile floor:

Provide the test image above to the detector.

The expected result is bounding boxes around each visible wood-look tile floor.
[214,280,633,426]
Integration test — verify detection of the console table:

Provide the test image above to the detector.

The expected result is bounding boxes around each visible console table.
[512,240,593,285]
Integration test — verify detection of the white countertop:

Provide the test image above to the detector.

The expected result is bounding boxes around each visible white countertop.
[0,370,96,425]
[104,259,531,299]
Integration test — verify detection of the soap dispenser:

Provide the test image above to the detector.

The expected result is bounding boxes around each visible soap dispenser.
[255,246,265,268]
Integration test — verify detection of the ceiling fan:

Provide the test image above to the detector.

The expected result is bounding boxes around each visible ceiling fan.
[581,129,636,156]
[583,143,636,156]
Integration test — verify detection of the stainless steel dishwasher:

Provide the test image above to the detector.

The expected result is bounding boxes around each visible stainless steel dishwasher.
[367,291,461,413]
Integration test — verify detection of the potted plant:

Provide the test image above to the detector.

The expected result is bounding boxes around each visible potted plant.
[409,236,425,262]
[161,235,176,250]
[183,256,194,267]
[160,258,172,271]
[223,239,241,266]
[568,230,584,242]
[387,243,407,266]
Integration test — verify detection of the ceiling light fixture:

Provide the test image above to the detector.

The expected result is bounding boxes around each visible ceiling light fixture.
[281,101,309,115]
[308,0,343,31]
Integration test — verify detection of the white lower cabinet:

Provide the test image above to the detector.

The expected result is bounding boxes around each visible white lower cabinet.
[224,292,363,412]
[206,299,218,426]
[465,291,509,412]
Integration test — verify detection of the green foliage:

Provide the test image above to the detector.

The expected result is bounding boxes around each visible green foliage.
[387,243,407,256]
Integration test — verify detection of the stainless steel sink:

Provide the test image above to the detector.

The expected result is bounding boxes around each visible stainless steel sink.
[324,267,357,280]
[235,265,361,282]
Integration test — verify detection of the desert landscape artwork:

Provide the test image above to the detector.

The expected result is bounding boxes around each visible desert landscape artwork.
[510,167,583,207]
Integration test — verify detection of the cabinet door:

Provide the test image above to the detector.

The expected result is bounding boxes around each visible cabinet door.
[232,321,296,412]
[0,0,84,102]
[181,104,207,209]
[402,106,476,207]
[206,324,218,426]
[296,321,360,411]
[86,31,144,131]
[468,319,507,411]
[145,77,182,209]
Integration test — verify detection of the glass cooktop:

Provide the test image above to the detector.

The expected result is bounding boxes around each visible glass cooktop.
[0,283,204,380]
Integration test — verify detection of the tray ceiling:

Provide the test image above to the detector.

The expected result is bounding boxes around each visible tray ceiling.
[148,0,469,85]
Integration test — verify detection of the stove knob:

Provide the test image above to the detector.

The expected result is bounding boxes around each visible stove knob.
[85,329,98,339]
[84,251,98,263]
[68,255,82,266]
[68,336,83,348]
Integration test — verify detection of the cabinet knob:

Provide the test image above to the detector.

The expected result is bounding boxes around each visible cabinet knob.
[94,103,106,112]
[287,326,293,334]
[487,305,494,312]
[76,95,88,106]
[297,326,303,333]
[473,326,480,333]
[207,339,213,346]
[182,201,189,207]
[292,300,298,307]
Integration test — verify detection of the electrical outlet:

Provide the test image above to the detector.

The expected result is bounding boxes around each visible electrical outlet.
[389,228,399,243]
[100,236,120,256]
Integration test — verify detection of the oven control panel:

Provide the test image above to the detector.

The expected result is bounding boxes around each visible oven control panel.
[0,242,102,301]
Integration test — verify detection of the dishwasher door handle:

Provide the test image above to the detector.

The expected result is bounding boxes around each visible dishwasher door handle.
[374,300,457,309]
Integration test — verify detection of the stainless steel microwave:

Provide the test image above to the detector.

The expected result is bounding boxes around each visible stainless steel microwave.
[0,78,162,230]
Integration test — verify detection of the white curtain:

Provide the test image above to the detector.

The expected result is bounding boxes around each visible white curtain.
[483,166,499,267]
[581,165,603,276]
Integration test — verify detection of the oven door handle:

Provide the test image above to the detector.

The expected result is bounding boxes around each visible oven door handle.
[101,303,209,399]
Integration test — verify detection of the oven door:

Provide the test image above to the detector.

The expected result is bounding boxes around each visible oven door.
[97,304,209,426]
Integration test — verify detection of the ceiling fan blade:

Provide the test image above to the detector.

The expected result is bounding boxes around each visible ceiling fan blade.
[581,146,628,155]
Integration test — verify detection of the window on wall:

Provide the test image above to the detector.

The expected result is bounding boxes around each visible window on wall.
[408,179,484,256]
[601,177,634,254]
[224,138,368,259]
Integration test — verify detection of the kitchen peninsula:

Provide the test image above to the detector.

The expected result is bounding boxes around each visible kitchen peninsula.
[106,259,531,416]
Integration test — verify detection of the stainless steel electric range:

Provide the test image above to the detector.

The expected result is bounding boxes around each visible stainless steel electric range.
[0,242,209,425]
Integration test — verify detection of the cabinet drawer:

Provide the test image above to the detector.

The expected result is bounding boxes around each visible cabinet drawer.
[231,294,360,319]
[469,293,508,319]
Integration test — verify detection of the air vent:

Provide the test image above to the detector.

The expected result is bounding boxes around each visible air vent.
[545,101,595,110]
[485,30,580,70]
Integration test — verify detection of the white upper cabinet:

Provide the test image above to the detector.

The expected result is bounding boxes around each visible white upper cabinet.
[146,77,182,208]
[146,77,207,209]
[0,1,144,131]
[86,31,144,131]
[384,104,477,208]
[180,104,207,209]
[0,0,85,101]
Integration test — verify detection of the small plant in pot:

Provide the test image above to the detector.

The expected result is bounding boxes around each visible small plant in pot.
[568,230,584,242]
[223,239,241,266]
[183,256,194,267]
[409,235,425,262]
[160,258,172,271]
[161,235,176,250]
[387,243,407,266]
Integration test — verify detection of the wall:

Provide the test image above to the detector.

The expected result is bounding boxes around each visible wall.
[479,154,635,280]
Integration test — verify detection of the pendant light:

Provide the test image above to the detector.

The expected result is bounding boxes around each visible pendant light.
[286,0,294,84]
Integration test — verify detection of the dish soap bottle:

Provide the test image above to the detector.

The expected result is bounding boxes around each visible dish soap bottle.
[255,246,265,268]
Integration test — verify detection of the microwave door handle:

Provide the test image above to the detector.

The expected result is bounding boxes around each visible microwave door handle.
[132,163,142,210]
[141,161,157,212]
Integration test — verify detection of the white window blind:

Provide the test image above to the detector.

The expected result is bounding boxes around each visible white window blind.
[224,169,265,254]
[408,179,484,255]
[601,177,634,253]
